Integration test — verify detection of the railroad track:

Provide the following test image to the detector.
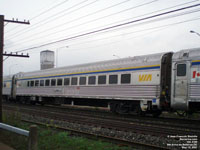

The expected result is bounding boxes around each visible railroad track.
[3,103,200,131]
[14,107,199,137]
[3,103,200,149]
[22,119,170,150]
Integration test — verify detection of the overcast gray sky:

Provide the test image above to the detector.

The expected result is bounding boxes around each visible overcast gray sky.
[1,0,200,76]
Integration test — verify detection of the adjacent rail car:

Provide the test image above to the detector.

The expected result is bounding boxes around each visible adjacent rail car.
[3,48,200,116]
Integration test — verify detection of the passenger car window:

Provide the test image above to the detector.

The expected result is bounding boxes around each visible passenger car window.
[80,77,86,85]
[71,77,78,85]
[45,79,50,86]
[121,74,131,84]
[109,75,118,84]
[30,81,34,87]
[40,80,44,86]
[88,76,96,85]
[177,64,186,76]
[35,80,39,86]
[57,78,63,86]
[64,78,70,86]
[51,79,56,86]
[98,75,106,84]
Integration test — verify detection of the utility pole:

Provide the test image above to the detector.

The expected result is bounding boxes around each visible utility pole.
[0,15,4,123]
[0,15,30,122]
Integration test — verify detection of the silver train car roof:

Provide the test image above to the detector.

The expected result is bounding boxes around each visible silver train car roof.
[15,51,167,78]
[13,47,200,78]
[172,47,200,61]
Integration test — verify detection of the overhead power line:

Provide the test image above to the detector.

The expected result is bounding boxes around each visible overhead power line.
[5,0,158,48]
[78,0,200,37]
[66,16,200,49]
[30,0,70,20]
[13,0,132,40]
[6,0,97,39]
[103,0,199,26]
[27,16,200,55]
[6,0,199,40]
[5,0,70,34]
[7,5,200,51]
[13,3,200,53]
[5,0,198,49]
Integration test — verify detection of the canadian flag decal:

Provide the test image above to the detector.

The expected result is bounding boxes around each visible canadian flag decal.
[193,71,200,78]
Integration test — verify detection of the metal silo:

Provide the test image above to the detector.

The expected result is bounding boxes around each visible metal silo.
[40,50,55,70]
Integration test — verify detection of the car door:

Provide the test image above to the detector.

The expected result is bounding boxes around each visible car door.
[173,62,190,110]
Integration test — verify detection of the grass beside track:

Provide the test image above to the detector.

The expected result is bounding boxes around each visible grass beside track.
[0,111,131,150]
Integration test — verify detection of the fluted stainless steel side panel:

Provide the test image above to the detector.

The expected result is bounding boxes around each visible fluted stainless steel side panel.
[78,85,160,99]
[2,88,11,95]
[189,84,200,99]
[16,85,160,100]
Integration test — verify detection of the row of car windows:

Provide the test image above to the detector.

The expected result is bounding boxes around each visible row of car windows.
[27,73,131,87]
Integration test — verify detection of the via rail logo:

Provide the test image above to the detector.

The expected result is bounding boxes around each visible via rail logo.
[139,74,152,82]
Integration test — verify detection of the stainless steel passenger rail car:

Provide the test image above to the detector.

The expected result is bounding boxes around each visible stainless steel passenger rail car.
[3,48,200,116]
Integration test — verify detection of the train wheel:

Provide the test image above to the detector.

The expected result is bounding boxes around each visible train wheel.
[116,104,129,114]
[110,102,129,114]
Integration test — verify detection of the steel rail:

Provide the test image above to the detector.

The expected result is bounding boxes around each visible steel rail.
[22,119,170,150]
